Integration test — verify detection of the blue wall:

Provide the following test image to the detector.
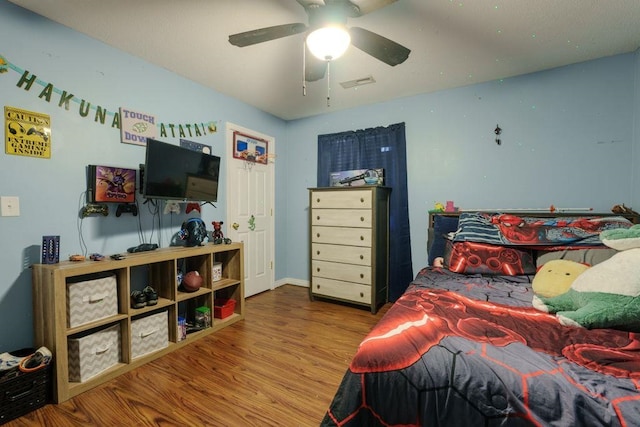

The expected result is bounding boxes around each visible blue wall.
[1,0,639,350]
[284,51,640,284]
[0,1,287,350]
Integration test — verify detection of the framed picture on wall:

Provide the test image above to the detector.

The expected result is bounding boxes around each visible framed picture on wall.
[233,131,268,164]
[88,165,136,203]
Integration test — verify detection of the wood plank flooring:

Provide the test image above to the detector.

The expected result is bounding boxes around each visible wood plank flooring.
[7,285,390,426]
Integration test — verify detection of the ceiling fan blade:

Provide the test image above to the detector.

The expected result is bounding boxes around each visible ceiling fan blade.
[305,53,327,82]
[296,0,326,8]
[229,23,307,47]
[349,26,410,66]
[350,0,397,16]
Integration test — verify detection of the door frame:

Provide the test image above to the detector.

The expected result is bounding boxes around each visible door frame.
[225,122,276,295]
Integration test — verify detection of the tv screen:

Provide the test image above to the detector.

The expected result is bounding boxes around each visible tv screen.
[143,138,220,202]
[88,165,137,203]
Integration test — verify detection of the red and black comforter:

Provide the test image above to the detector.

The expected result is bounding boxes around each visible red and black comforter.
[322,268,640,426]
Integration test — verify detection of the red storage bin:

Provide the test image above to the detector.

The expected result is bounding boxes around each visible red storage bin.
[214,299,236,319]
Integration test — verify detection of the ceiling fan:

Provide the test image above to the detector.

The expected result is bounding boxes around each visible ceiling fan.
[228,0,411,82]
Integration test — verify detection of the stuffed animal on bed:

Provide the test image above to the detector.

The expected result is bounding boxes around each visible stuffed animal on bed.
[531,259,589,298]
[532,225,640,330]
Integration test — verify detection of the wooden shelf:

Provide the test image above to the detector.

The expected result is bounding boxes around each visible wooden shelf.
[32,242,245,403]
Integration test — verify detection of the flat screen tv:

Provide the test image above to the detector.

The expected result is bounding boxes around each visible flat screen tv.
[88,165,137,203]
[142,138,220,203]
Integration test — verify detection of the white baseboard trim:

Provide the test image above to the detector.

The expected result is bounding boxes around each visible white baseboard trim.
[274,278,309,288]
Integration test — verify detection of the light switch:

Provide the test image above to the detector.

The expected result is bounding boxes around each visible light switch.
[1,196,20,217]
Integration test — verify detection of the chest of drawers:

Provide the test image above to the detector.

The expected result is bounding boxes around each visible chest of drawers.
[309,186,390,313]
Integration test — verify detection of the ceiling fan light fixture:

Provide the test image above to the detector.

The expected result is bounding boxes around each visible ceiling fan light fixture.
[306,26,351,61]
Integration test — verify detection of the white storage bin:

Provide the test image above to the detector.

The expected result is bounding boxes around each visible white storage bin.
[66,274,118,328]
[131,311,168,359]
[68,324,121,382]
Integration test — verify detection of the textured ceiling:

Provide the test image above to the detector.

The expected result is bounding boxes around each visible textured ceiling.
[9,0,640,120]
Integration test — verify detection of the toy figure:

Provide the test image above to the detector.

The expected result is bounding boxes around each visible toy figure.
[445,201,455,212]
[211,221,231,244]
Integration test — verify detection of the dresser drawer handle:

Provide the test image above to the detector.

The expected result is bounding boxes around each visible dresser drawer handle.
[317,233,321,238]
[360,236,364,241]
[360,273,364,279]
[317,198,320,203]
[317,267,321,272]
[360,255,364,260]
[317,215,320,220]
[317,250,321,255]
[317,284,320,289]
[360,198,364,203]
[360,292,364,298]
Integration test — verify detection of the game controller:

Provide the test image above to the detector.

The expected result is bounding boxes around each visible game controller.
[185,202,201,214]
[116,203,138,217]
[81,203,109,218]
[163,201,181,215]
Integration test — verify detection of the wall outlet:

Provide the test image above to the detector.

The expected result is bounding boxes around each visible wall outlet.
[1,196,20,217]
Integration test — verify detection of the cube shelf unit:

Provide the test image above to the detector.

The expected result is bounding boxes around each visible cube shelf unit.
[32,242,244,403]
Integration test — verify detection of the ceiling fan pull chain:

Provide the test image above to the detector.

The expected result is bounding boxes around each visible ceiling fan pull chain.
[327,60,331,107]
[302,41,307,97]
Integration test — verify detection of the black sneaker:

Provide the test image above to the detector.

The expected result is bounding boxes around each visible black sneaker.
[143,285,158,306]
[130,290,146,309]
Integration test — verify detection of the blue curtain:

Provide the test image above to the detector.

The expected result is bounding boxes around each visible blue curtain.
[317,122,412,301]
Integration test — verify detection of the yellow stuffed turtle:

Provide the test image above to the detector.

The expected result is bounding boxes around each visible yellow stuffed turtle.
[532,259,589,298]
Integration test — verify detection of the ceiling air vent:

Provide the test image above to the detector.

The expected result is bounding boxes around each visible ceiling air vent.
[340,76,376,89]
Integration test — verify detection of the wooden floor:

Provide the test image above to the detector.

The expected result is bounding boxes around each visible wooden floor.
[7,285,390,426]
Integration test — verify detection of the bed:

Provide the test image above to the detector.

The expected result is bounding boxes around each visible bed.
[321,211,640,426]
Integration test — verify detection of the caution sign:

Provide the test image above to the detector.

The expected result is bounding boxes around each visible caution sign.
[5,106,51,158]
